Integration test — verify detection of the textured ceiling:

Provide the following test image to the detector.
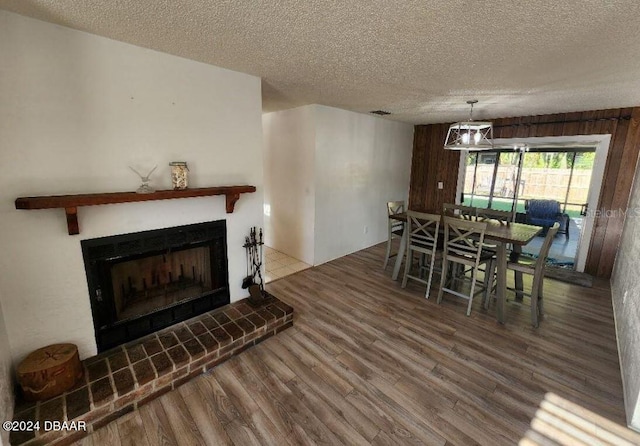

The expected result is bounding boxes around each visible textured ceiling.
[2,0,640,124]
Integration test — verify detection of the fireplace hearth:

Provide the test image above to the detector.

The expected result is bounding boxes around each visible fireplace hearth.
[82,221,229,352]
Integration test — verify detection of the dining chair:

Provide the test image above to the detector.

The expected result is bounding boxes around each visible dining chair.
[401,211,441,299]
[383,200,405,269]
[475,207,513,293]
[476,207,513,225]
[443,203,476,220]
[442,204,480,281]
[498,222,560,327]
[437,217,493,316]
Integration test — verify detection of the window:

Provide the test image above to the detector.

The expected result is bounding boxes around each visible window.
[462,148,595,219]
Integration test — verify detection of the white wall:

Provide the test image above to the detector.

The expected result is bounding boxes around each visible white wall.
[313,105,414,264]
[611,155,640,431]
[0,296,12,446]
[0,11,263,364]
[263,106,316,265]
[262,105,413,266]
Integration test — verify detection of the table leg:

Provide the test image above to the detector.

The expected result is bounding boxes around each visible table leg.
[392,227,407,281]
[511,245,524,301]
[496,241,507,324]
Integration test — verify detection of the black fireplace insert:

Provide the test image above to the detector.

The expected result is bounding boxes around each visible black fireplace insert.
[81,220,229,352]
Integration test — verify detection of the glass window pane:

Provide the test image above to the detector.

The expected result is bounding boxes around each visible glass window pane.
[470,152,496,208]
[567,152,594,208]
[514,199,527,215]
[462,153,477,206]
[463,149,594,219]
[520,152,571,204]
[492,152,519,211]
[564,204,584,218]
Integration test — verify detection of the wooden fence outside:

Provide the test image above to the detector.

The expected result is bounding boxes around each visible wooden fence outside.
[464,166,592,204]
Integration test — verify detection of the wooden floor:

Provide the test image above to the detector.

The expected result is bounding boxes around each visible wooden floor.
[74,243,626,446]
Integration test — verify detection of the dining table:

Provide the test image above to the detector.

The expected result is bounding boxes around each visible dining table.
[389,211,542,324]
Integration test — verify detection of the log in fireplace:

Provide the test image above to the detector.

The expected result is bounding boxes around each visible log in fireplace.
[81,220,229,352]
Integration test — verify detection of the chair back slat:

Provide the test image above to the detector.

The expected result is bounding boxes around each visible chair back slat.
[443,216,487,262]
[406,211,440,252]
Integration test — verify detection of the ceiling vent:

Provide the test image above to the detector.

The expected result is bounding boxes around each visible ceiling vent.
[369,110,391,116]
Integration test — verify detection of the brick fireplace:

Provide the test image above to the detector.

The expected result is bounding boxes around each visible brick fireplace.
[11,296,294,446]
[81,220,230,352]
[10,215,295,446]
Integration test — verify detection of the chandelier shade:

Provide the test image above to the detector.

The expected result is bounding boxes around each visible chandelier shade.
[443,100,494,151]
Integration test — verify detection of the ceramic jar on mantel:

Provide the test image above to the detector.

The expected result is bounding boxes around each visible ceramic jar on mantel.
[169,161,189,190]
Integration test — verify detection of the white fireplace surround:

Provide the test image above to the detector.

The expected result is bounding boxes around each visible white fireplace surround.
[0,11,264,367]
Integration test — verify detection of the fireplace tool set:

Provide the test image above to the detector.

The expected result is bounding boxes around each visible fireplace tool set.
[242,227,266,304]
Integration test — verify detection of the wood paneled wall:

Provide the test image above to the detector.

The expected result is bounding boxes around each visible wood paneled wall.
[409,107,640,278]
[409,124,461,214]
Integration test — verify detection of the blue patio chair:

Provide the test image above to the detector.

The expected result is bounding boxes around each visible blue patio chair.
[524,199,570,239]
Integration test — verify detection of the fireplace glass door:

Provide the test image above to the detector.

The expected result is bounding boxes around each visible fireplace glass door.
[82,220,229,352]
[110,246,213,322]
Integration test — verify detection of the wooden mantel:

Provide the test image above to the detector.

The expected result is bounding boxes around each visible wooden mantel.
[15,185,257,235]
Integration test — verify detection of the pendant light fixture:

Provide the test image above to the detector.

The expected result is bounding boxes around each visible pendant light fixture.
[444,100,494,151]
